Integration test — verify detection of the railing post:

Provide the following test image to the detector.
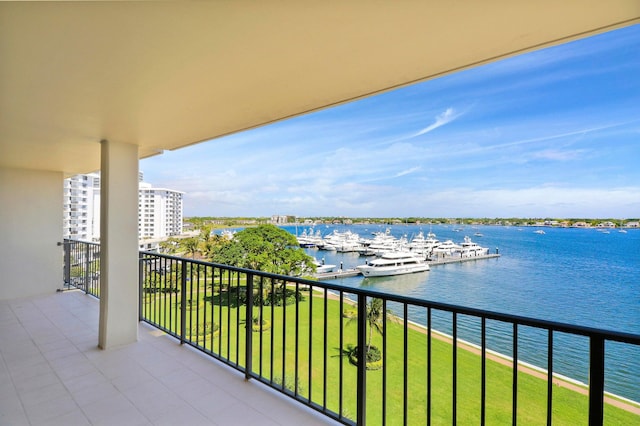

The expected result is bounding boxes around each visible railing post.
[84,243,90,294]
[245,273,254,381]
[138,252,144,322]
[356,294,367,426]
[180,260,187,345]
[63,240,71,287]
[588,336,605,426]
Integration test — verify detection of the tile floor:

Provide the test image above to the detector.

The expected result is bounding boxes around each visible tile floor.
[0,290,339,425]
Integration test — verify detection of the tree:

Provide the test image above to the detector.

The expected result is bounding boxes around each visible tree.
[210,224,315,276]
[345,297,385,369]
[365,298,384,352]
[183,237,199,259]
[210,224,316,308]
[198,224,213,244]
[202,234,229,259]
[159,237,179,254]
[348,298,385,352]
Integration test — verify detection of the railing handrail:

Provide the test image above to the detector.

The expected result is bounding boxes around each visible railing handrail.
[63,238,101,248]
[141,249,640,345]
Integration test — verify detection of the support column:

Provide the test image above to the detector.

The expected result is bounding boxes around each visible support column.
[99,139,139,349]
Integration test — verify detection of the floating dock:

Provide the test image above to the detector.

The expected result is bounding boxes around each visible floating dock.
[315,268,361,280]
[427,253,500,266]
[314,253,501,279]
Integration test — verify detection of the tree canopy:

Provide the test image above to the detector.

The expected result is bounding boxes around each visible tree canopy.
[210,224,315,276]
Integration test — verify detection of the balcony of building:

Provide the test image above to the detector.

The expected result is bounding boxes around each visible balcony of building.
[0,290,336,426]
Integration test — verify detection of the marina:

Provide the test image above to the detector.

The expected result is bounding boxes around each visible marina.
[302,227,499,278]
[287,223,640,403]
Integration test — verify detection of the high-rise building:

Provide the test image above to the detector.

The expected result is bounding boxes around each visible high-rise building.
[63,173,183,242]
[62,173,101,241]
[138,182,184,239]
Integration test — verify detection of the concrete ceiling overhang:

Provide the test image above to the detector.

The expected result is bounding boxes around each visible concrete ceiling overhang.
[1,2,638,175]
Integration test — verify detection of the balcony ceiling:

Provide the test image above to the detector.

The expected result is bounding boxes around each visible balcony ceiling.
[1,2,638,175]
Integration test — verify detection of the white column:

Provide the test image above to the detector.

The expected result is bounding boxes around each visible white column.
[99,140,139,349]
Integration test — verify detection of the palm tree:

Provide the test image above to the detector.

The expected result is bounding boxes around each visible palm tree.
[199,225,213,244]
[183,237,199,259]
[159,237,178,254]
[365,298,384,352]
[348,297,385,352]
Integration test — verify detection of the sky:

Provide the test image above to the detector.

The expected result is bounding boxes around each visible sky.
[141,24,640,219]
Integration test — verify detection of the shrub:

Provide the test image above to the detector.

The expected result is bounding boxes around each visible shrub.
[190,322,220,343]
[348,345,383,370]
[272,375,305,394]
[251,317,271,332]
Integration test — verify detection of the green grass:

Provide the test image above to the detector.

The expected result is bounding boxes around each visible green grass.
[141,277,638,425]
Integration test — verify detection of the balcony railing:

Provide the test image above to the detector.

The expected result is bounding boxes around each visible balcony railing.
[63,239,101,297]
[63,240,640,426]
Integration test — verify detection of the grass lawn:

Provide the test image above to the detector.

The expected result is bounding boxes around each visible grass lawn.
[141,276,638,425]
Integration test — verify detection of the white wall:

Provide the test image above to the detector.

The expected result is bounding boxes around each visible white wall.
[0,167,63,300]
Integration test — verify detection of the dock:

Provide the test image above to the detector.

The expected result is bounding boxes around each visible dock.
[314,253,500,279]
[315,268,362,280]
[427,253,501,266]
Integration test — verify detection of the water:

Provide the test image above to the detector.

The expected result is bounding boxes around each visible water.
[284,224,640,402]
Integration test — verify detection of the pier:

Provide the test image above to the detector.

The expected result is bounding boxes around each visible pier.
[315,268,362,280]
[314,253,501,279]
[427,253,501,266]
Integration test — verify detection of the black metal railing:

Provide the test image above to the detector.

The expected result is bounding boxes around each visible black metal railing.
[62,239,100,297]
[64,240,640,425]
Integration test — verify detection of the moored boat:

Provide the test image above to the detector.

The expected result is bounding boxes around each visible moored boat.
[459,236,489,257]
[432,240,462,255]
[313,258,336,274]
[356,251,429,277]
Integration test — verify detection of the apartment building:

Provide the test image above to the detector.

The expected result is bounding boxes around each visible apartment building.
[62,173,101,241]
[63,174,183,242]
[138,182,184,239]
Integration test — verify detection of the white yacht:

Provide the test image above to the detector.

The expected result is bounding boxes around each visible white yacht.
[407,230,440,254]
[432,240,462,255]
[364,228,402,255]
[321,230,362,252]
[297,229,316,247]
[356,251,430,277]
[312,258,336,274]
[459,236,489,257]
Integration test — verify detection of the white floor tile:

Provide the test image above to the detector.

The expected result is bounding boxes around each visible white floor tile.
[31,408,91,426]
[25,394,79,424]
[0,291,339,426]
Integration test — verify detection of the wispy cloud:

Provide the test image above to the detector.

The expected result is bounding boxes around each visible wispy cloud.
[440,120,638,160]
[394,166,422,178]
[412,108,462,137]
[530,149,585,161]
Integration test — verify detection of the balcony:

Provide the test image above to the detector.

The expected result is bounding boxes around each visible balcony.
[60,240,640,425]
[0,291,336,425]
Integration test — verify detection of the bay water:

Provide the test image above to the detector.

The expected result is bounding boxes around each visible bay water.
[282,224,640,402]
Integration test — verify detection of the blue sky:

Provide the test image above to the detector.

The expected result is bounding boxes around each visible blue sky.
[142,25,640,219]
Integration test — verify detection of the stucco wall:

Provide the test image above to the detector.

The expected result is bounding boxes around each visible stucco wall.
[0,167,63,300]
